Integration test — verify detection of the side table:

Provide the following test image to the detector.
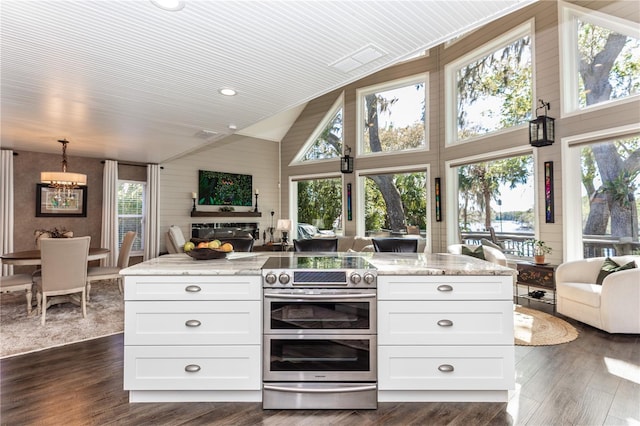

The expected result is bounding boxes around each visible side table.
[515,262,558,310]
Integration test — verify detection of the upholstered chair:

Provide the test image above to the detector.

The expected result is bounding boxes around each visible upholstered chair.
[166,225,187,253]
[372,238,418,253]
[293,238,339,252]
[556,256,640,334]
[86,231,136,300]
[34,236,90,325]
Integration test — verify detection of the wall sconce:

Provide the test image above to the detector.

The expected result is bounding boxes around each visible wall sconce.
[529,99,555,147]
[341,145,354,174]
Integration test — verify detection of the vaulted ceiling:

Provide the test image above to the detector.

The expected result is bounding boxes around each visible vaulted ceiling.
[1,0,535,163]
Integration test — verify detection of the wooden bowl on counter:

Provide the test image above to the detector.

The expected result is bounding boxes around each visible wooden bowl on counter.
[186,248,228,260]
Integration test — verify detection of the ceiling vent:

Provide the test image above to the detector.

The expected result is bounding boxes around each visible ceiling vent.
[330,44,387,73]
[193,130,219,140]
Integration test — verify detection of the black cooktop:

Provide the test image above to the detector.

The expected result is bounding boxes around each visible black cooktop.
[262,255,375,271]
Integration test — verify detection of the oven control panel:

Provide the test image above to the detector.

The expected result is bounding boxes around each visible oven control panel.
[263,270,376,288]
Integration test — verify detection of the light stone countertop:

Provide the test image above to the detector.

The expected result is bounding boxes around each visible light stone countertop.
[121,252,516,276]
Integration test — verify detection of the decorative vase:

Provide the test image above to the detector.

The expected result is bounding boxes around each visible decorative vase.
[534,255,545,264]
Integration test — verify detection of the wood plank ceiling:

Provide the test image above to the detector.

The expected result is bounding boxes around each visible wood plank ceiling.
[1,0,535,163]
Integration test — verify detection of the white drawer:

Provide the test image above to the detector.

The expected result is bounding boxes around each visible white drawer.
[378,275,513,301]
[124,345,261,391]
[124,275,261,301]
[378,300,513,345]
[378,345,515,391]
[125,301,261,345]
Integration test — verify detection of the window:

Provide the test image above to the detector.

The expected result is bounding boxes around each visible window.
[293,176,342,238]
[358,169,427,237]
[118,180,144,254]
[292,94,343,164]
[445,22,532,144]
[576,135,639,258]
[451,153,534,255]
[357,74,427,156]
[560,3,640,114]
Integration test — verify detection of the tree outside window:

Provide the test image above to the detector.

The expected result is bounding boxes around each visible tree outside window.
[118,181,144,253]
[296,177,342,237]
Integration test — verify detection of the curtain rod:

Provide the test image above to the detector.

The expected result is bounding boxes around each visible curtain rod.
[101,160,163,169]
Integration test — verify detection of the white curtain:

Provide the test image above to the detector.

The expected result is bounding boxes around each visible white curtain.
[101,160,119,267]
[144,164,160,260]
[1,150,15,275]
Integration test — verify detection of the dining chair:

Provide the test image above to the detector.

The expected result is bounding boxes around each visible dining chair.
[372,238,418,253]
[87,231,136,300]
[220,236,255,252]
[34,236,91,325]
[0,274,34,315]
[293,238,339,252]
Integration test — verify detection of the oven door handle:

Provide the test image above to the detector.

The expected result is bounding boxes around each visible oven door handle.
[263,292,377,300]
[263,384,377,393]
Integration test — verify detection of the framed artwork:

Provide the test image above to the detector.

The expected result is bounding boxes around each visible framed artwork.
[36,184,88,217]
[544,161,554,223]
[347,183,352,221]
[435,178,442,222]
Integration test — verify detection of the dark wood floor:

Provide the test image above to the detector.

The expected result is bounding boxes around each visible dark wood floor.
[1,299,638,425]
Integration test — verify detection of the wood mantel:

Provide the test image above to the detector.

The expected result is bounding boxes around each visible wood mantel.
[190,211,262,218]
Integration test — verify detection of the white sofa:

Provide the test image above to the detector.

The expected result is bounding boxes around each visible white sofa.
[447,244,508,267]
[556,256,640,334]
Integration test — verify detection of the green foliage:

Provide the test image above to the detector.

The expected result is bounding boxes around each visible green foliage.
[118,182,143,215]
[297,178,342,230]
[303,108,343,161]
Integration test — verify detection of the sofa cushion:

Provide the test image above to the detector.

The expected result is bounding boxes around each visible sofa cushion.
[596,257,637,285]
[557,282,602,308]
[462,245,485,260]
[481,238,503,251]
[351,236,373,252]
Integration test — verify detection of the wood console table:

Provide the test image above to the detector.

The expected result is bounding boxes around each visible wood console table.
[515,262,557,310]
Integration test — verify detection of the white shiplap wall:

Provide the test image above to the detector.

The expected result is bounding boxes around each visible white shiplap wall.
[160,134,279,253]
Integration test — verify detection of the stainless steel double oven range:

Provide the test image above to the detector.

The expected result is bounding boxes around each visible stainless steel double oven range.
[261,255,378,410]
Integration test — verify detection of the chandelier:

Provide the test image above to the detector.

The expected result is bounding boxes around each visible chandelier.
[41,139,87,189]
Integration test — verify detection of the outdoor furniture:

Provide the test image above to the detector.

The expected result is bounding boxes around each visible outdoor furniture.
[34,236,91,325]
[372,238,418,253]
[0,274,34,315]
[86,231,136,300]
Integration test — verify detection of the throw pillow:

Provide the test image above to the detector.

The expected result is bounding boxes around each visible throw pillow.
[481,238,504,252]
[595,257,637,285]
[461,245,485,260]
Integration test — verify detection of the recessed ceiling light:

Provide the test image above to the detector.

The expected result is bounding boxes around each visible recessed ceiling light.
[219,88,237,96]
[150,0,185,12]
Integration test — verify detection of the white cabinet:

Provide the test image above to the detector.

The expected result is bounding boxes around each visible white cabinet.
[378,275,514,402]
[123,275,262,403]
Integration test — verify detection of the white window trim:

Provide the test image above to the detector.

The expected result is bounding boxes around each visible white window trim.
[355,165,431,252]
[290,92,344,166]
[117,179,145,256]
[444,145,534,247]
[288,172,343,240]
[356,73,429,157]
[444,19,534,146]
[559,1,640,118]
[561,123,640,261]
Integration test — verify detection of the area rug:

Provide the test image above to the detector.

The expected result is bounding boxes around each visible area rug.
[514,305,579,346]
[0,279,123,358]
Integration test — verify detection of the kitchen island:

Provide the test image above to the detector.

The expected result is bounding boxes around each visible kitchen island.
[121,252,516,404]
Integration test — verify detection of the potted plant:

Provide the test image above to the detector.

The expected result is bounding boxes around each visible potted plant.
[529,239,552,264]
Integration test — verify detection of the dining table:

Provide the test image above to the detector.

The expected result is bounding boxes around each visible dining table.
[1,247,110,266]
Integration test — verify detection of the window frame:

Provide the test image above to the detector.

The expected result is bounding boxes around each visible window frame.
[444,20,534,146]
[355,164,431,252]
[355,73,429,158]
[559,1,640,118]
[288,172,343,240]
[117,179,145,256]
[561,123,640,261]
[444,146,536,248]
[290,93,344,166]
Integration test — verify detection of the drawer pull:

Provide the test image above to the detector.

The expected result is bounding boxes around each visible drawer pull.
[437,319,453,327]
[185,319,201,327]
[437,284,453,292]
[185,364,201,373]
[438,364,454,373]
[185,285,202,293]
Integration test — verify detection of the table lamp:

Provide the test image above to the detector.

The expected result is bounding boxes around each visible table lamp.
[276,219,291,246]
